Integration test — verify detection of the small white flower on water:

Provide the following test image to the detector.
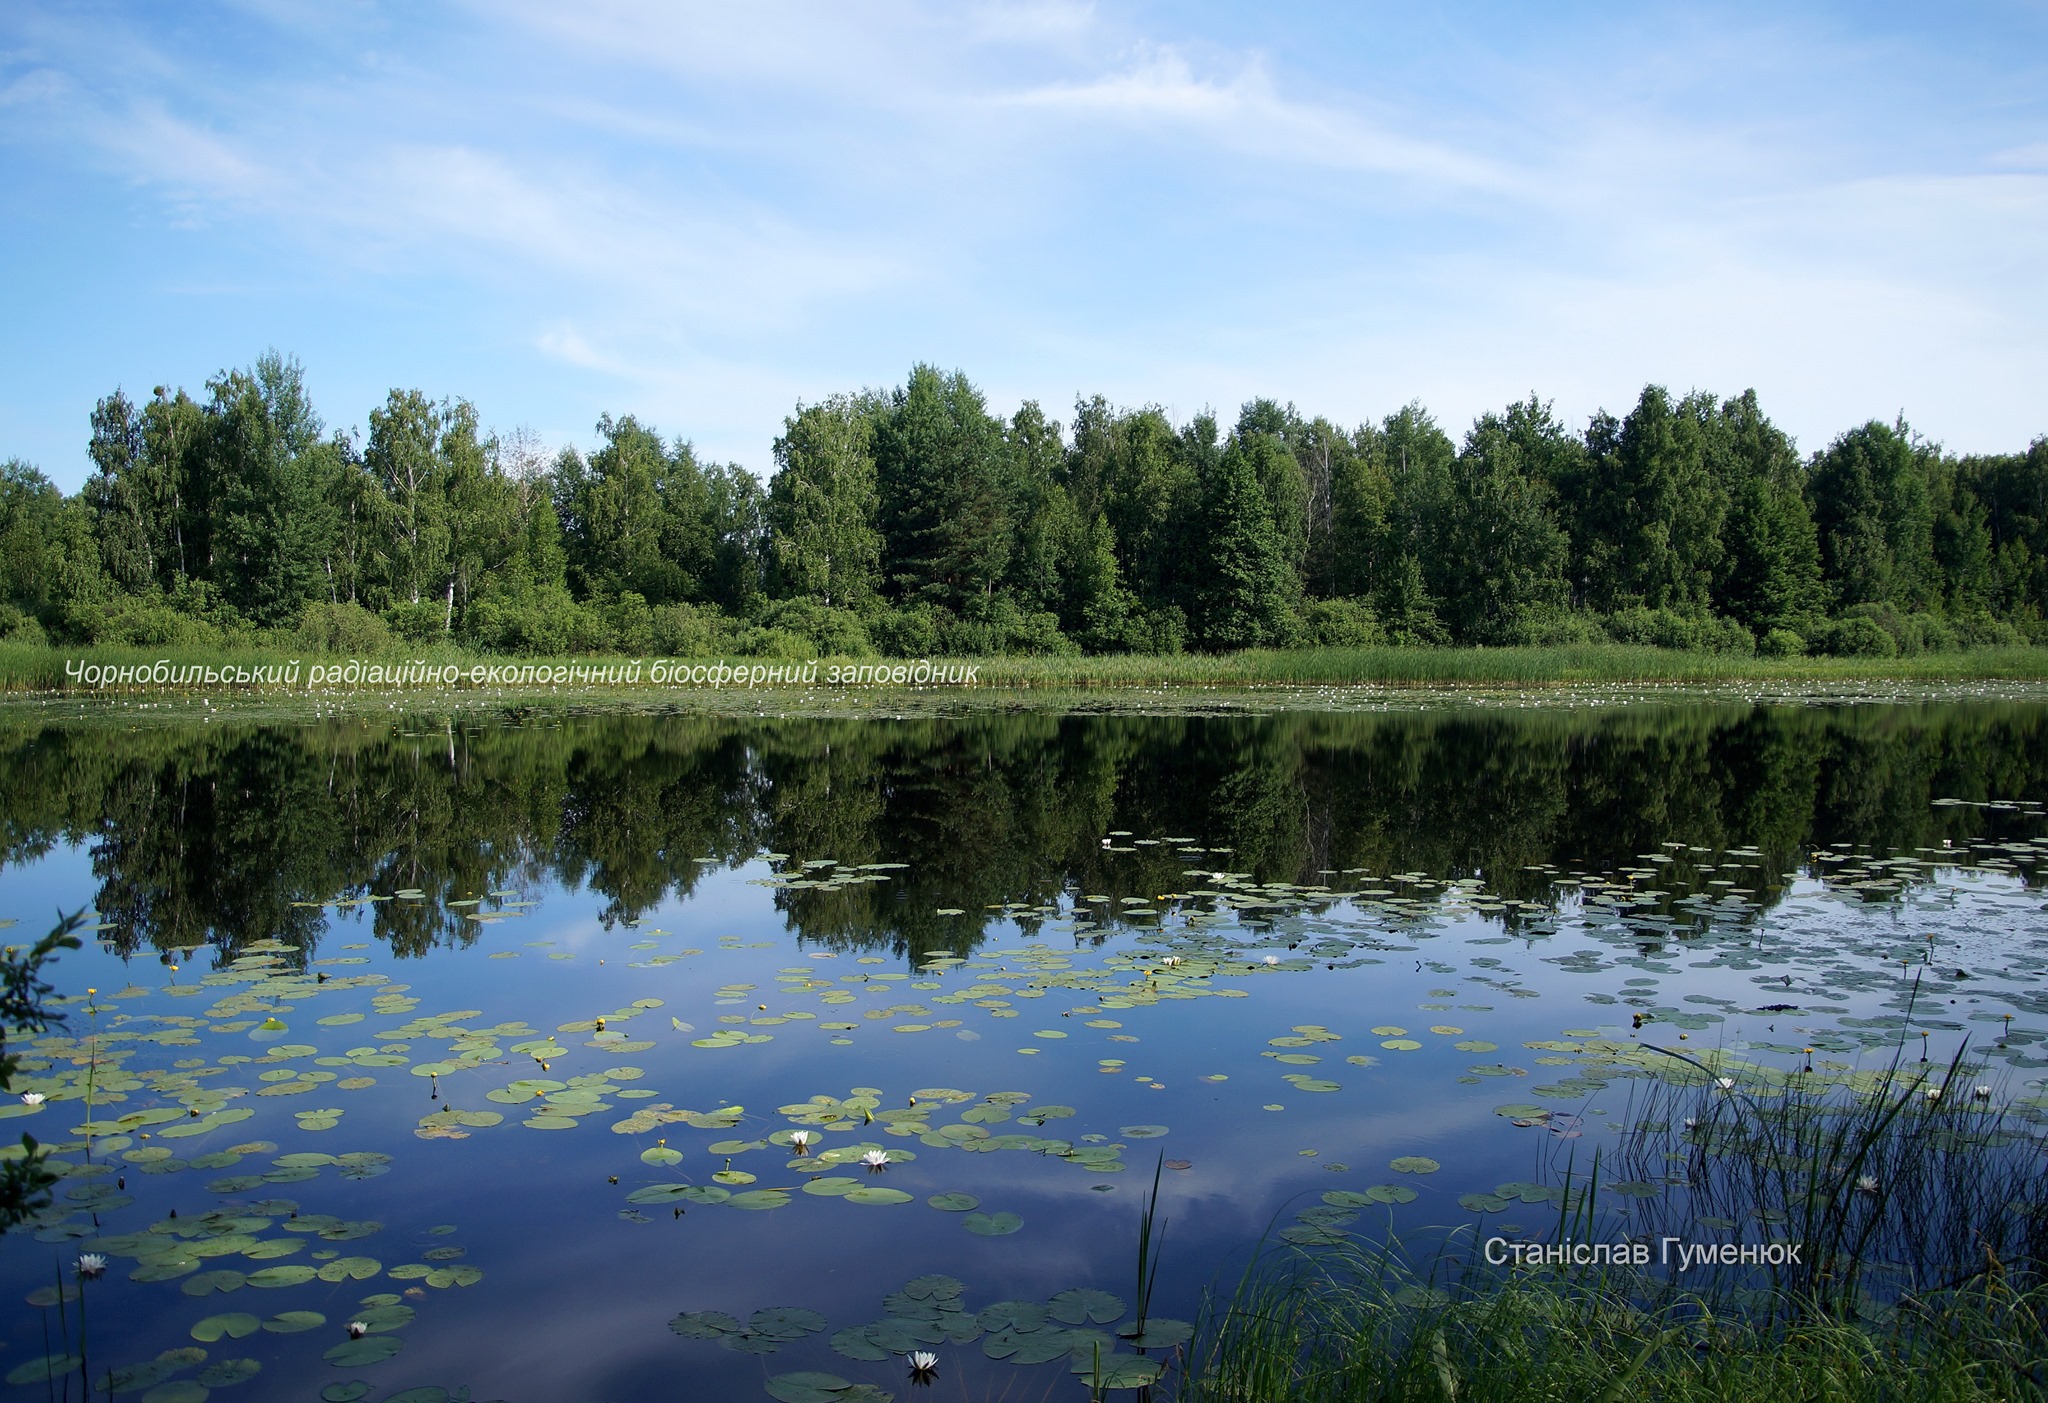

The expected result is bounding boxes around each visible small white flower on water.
[1160,956,1182,968]
[1682,1117,1698,1129]
[347,1321,369,1339]
[1262,955,1280,966]
[788,1130,813,1152]
[908,1350,939,1377]
[1856,1175,1879,1194]
[1974,1085,1992,1101]
[860,1148,891,1172]
[1925,1086,1942,1102]
[76,1253,106,1278]
[19,1092,44,1106]
[1714,1077,1735,1091]
[1100,838,1111,847]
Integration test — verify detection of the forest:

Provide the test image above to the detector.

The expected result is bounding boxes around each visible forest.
[2,351,2045,660]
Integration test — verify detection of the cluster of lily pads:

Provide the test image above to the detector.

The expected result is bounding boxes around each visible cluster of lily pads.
[8,786,2048,1400]
[671,1272,1188,1397]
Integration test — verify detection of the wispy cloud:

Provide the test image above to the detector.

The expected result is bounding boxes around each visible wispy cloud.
[0,0,2043,487]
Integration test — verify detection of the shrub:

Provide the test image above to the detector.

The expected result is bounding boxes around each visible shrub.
[1504,610,1606,647]
[1951,612,2024,648]
[296,602,395,656]
[650,603,730,658]
[868,604,946,658]
[1604,608,1754,654]
[382,600,447,643]
[1299,598,1383,649]
[1809,615,1898,657]
[752,600,876,657]
[1758,627,1806,658]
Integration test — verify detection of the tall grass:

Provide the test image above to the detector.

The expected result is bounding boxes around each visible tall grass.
[6,640,2048,696]
[1178,1028,2048,1402]
[1181,1243,2043,1402]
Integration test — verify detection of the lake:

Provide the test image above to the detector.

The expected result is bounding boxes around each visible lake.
[3,690,2047,1401]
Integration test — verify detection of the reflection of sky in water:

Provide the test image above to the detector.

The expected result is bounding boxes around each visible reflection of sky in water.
[2,711,2047,1398]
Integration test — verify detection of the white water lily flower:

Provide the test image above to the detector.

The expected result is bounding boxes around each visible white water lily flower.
[1262,955,1280,966]
[19,1092,44,1106]
[1973,1085,1992,1101]
[76,1253,106,1278]
[908,1350,939,1379]
[347,1321,369,1339]
[1714,1077,1735,1091]
[1159,956,1182,968]
[1925,1086,1942,1102]
[860,1148,891,1172]
[1682,1117,1698,1129]
[787,1130,814,1153]
[1856,1175,1879,1194]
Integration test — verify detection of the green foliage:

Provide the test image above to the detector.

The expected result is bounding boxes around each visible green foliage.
[295,602,395,655]
[1759,627,1806,658]
[1604,608,1755,654]
[1300,598,1383,649]
[9,357,2048,660]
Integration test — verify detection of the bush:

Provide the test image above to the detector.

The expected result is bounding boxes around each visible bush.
[1758,627,1806,658]
[1502,610,1606,647]
[1299,599,1383,649]
[1604,608,1754,654]
[1808,615,1898,658]
[869,604,946,658]
[650,603,730,658]
[730,626,813,659]
[1952,612,2025,648]
[382,600,447,643]
[296,602,395,656]
[751,600,876,657]
[65,596,223,648]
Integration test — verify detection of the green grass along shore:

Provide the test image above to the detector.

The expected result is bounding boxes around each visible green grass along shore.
[6,641,2048,697]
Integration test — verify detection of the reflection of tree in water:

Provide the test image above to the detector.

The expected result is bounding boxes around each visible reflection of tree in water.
[0,700,2044,962]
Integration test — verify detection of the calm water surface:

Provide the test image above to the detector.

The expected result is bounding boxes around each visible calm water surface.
[3,696,2047,1400]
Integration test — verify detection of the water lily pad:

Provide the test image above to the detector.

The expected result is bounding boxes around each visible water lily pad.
[196,1359,261,1386]
[1049,1287,1124,1324]
[262,1310,326,1333]
[750,1307,828,1340]
[5,1354,82,1386]
[324,1335,404,1366]
[843,1186,913,1205]
[726,1189,793,1210]
[1076,1354,1162,1390]
[927,1192,980,1211]
[963,1211,1023,1236]
[670,1310,743,1339]
[191,1311,261,1341]
[1389,1156,1440,1174]
[766,1372,853,1403]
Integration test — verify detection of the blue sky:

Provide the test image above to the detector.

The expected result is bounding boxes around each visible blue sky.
[2,1,2043,490]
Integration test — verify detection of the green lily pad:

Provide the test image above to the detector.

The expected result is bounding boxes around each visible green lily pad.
[766,1373,853,1403]
[323,1335,404,1366]
[963,1211,1023,1236]
[1049,1287,1124,1324]
[5,1354,82,1386]
[843,1186,914,1205]
[1389,1156,1440,1174]
[671,1310,743,1338]
[262,1310,326,1333]
[927,1192,980,1211]
[191,1311,261,1341]
[197,1358,261,1386]
[726,1190,792,1210]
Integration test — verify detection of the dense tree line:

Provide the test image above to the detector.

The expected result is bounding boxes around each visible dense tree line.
[3,351,2044,658]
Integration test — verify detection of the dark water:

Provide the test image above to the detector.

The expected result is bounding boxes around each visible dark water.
[3,697,2047,1401]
